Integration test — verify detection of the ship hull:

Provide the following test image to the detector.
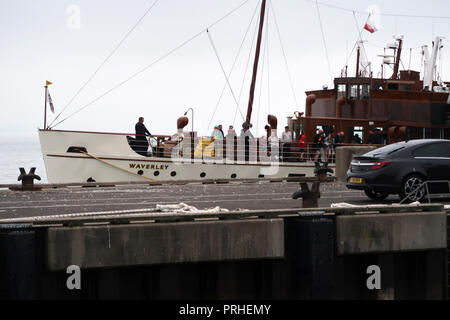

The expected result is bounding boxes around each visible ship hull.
[38,129,320,184]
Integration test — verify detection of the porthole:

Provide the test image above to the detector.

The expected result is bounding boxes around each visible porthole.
[67,146,87,153]
[154,171,160,176]
[137,170,144,175]
[171,171,177,177]
[200,172,206,178]
[231,173,237,179]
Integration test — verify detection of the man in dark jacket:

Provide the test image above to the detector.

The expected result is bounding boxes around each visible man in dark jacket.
[135,117,151,156]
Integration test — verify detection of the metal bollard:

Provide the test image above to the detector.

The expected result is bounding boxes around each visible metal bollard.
[314,162,334,180]
[10,168,42,191]
[292,181,321,208]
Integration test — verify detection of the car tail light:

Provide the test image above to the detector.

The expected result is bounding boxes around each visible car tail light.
[370,161,392,170]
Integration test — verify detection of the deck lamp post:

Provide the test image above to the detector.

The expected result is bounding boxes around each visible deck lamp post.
[184,107,194,160]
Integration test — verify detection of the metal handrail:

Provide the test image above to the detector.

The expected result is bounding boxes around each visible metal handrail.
[399,180,450,204]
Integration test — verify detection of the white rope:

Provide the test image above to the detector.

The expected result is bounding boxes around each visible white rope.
[156,202,230,213]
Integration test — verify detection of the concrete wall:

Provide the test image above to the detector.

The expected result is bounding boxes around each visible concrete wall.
[1,210,448,300]
[336,212,447,254]
[46,219,285,270]
[335,146,376,182]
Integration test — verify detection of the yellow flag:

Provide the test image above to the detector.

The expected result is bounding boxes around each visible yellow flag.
[46,80,53,86]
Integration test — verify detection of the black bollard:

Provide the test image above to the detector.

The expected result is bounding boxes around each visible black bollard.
[314,162,334,180]
[11,168,42,191]
[292,181,321,208]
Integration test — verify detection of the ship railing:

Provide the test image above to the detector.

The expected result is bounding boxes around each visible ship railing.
[151,136,384,164]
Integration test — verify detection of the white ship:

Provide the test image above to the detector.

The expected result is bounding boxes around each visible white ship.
[38,128,318,184]
[38,0,323,184]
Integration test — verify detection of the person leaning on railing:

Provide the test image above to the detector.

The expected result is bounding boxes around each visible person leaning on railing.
[240,122,254,161]
[135,116,152,156]
[280,126,292,162]
[298,134,306,162]
[324,132,335,163]
[312,129,325,162]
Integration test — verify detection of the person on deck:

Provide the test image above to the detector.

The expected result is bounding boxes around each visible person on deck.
[298,134,306,162]
[368,129,383,144]
[240,122,254,161]
[211,125,224,139]
[239,122,254,139]
[218,124,225,138]
[280,126,292,162]
[334,131,345,145]
[226,125,237,139]
[312,129,325,162]
[324,132,335,163]
[135,117,151,156]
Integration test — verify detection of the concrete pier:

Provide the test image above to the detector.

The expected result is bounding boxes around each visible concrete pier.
[0,181,448,299]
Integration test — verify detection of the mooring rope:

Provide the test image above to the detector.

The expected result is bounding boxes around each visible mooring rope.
[77,149,156,181]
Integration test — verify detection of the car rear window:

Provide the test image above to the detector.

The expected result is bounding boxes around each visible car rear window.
[364,144,405,158]
[413,142,450,158]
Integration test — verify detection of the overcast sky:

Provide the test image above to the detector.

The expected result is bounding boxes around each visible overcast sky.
[1,0,450,141]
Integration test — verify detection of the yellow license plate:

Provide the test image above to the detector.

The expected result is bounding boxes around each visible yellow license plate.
[350,177,363,183]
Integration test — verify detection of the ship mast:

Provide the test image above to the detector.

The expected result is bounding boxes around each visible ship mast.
[355,45,360,77]
[391,38,403,79]
[245,0,266,126]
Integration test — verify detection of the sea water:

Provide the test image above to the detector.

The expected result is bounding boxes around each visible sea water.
[0,137,47,184]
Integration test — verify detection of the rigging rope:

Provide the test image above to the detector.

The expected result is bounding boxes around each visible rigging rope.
[314,0,334,86]
[49,0,160,128]
[307,0,450,19]
[270,0,298,108]
[206,29,245,126]
[205,0,260,132]
[50,0,253,129]
[233,5,261,127]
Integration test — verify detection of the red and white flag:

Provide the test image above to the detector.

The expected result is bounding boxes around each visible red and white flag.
[364,22,377,33]
[364,15,377,33]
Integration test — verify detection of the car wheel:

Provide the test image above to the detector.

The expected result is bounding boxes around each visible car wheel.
[364,189,389,200]
[399,174,426,203]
